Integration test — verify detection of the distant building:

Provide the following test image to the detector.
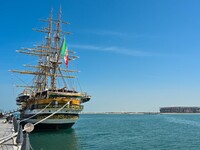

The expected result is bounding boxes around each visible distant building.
[160,107,200,113]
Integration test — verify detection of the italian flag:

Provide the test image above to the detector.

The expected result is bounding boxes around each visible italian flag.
[61,38,69,67]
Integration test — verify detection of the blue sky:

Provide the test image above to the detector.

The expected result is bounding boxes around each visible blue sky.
[1,0,200,112]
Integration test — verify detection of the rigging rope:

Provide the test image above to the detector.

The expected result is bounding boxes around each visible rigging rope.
[76,72,83,92]
[11,74,16,98]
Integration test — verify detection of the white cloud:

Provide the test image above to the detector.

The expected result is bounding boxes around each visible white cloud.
[89,30,127,37]
[80,29,157,39]
[70,44,161,57]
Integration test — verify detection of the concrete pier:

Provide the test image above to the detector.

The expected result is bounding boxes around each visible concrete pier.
[0,119,21,150]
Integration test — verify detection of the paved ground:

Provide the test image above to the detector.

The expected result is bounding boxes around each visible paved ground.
[0,119,21,150]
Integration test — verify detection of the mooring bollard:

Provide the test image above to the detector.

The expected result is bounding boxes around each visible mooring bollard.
[13,117,18,132]
[21,132,30,150]
[16,125,23,144]
[21,123,34,150]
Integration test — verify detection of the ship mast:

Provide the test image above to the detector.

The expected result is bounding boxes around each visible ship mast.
[51,7,61,90]
[34,9,53,91]
[10,7,79,93]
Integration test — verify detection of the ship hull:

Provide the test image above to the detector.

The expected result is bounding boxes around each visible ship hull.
[21,121,75,131]
[20,110,80,131]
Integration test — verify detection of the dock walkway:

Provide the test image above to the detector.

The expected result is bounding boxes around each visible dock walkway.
[0,119,21,150]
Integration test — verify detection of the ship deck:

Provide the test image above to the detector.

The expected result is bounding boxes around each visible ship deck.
[0,119,21,150]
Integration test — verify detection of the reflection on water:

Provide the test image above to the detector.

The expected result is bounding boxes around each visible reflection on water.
[164,116,200,127]
[30,128,79,150]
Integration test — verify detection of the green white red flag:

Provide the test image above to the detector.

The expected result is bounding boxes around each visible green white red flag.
[61,38,69,67]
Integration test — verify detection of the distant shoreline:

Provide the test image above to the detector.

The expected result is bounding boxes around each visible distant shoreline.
[81,112,160,115]
[80,112,200,115]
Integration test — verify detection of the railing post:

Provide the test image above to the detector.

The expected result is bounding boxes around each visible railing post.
[16,125,23,144]
[13,117,18,132]
[21,132,31,150]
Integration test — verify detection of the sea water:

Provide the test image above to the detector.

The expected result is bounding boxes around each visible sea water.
[30,114,200,150]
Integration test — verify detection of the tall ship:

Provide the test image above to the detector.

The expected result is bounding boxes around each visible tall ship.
[10,8,91,130]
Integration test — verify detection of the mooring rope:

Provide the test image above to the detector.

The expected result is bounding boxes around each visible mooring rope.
[0,123,12,141]
[20,101,52,123]
[0,101,52,142]
[0,130,18,144]
[0,101,69,145]
[34,101,69,126]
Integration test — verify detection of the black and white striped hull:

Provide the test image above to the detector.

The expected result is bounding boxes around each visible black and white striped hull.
[21,109,80,131]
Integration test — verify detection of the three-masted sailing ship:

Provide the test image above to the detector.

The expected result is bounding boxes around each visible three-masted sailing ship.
[10,8,91,130]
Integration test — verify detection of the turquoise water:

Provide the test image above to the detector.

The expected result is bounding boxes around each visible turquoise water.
[30,114,200,150]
